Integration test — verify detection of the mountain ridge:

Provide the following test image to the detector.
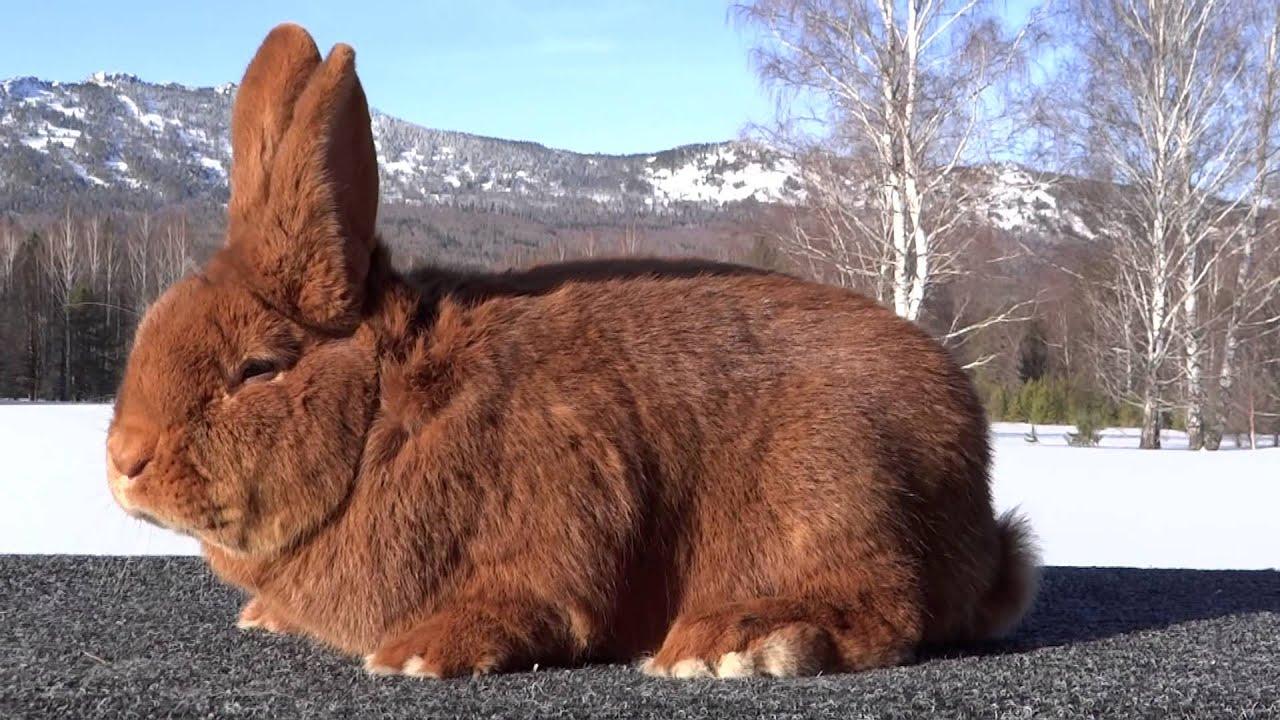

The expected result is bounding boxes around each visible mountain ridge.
[0,73,799,219]
[1,72,1112,251]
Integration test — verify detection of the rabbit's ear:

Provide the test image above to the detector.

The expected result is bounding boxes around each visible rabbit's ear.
[227,27,380,332]
[229,24,322,221]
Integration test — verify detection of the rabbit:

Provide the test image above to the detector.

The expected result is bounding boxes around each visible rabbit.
[105,23,1037,680]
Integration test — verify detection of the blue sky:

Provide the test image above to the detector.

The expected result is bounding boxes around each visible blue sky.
[1,0,774,154]
[1,1,1041,155]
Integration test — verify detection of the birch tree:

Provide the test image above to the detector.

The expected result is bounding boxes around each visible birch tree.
[1066,0,1252,448]
[738,0,1035,323]
[1212,3,1280,449]
[157,212,192,290]
[127,212,153,310]
[83,215,105,294]
[44,208,81,400]
[14,232,50,400]
[0,219,18,295]
[100,217,121,345]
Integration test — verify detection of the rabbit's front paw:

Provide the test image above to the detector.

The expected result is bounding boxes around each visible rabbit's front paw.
[236,597,295,635]
[363,610,507,679]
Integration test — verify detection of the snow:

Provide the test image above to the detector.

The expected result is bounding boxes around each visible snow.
[46,125,80,147]
[976,166,1100,240]
[48,101,86,120]
[179,127,211,145]
[117,93,168,131]
[87,72,143,89]
[984,166,1059,231]
[69,160,108,186]
[383,159,416,176]
[106,159,142,188]
[0,403,196,556]
[197,155,226,178]
[645,146,796,205]
[19,121,80,152]
[87,71,131,88]
[2,77,52,102]
[1065,211,1096,239]
[1,405,1276,569]
[991,422,1278,570]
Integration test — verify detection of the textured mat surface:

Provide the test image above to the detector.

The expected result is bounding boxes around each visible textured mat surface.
[2,556,1279,719]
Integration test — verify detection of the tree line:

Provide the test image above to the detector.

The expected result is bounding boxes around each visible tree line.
[0,209,195,400]
[0,205,777,403]
[737,0,1280,449]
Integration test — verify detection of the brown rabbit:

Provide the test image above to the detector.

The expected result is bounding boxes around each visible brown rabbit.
[105,24,1037,680]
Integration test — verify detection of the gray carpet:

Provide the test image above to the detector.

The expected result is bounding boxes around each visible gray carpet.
[2,556,1278,719]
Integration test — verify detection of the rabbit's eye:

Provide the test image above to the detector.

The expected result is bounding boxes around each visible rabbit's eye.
[235,358,279,386]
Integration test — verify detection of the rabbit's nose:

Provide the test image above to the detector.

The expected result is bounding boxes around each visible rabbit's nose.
[107,431,155,479]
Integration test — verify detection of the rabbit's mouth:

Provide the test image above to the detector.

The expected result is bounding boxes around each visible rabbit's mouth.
[115,490,245,549]
[108,450,236,540]
[107,472,145,517]
[110,478,175,531]
[131,509,170,530]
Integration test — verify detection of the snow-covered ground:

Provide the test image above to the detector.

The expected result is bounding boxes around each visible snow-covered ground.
[991,423,1277,570]
[1,403,197,556]
[0,404,1275,568]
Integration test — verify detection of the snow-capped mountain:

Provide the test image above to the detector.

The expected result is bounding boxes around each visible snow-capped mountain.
[0,73,799,217]
[371,114,800,210]
[1,74,235,211]
[1,73,1110,244]
[964,164,1104,243]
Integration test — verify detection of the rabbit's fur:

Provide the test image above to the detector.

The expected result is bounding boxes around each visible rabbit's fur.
[106,24,1037,679]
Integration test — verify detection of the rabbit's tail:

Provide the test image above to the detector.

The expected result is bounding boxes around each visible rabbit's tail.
[974,509,1040,639]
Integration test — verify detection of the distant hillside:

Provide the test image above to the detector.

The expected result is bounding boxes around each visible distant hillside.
[0,71,1128,271]
[0,73,799,221]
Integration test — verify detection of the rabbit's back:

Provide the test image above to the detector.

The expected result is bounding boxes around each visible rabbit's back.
[419,270,998,653]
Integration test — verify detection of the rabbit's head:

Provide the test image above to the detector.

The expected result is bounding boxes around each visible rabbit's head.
[106,24,382,556]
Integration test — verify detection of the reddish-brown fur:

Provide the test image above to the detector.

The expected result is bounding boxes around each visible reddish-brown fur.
[106,24,1037,679]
